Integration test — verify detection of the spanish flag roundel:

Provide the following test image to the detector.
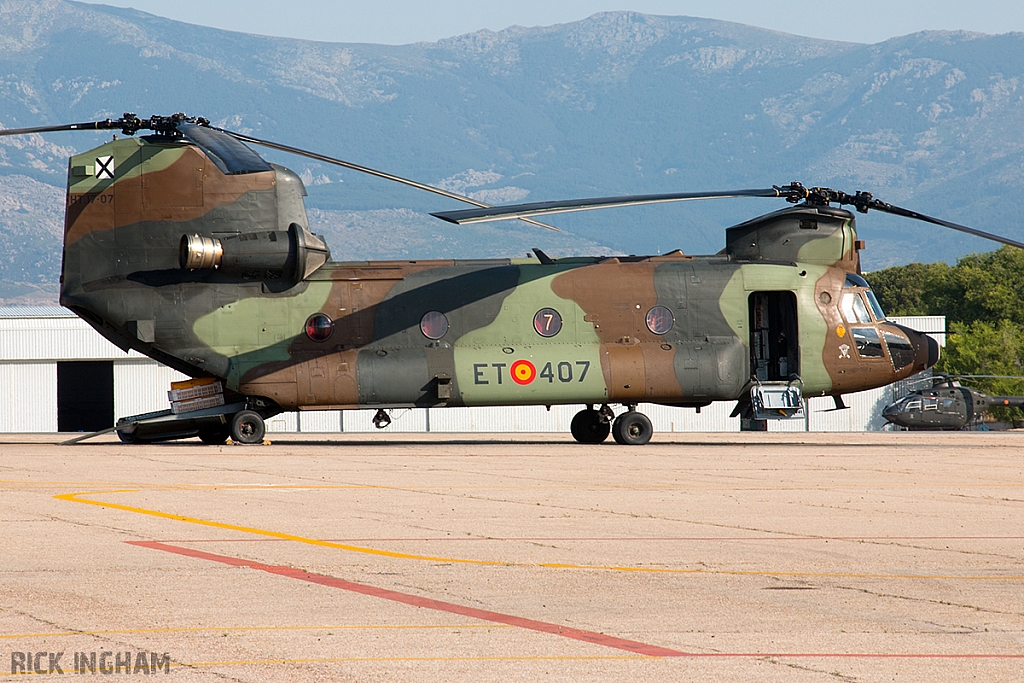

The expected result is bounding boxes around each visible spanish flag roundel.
[510,359,536,385]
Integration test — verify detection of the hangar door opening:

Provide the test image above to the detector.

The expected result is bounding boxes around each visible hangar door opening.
[57,361,114,432]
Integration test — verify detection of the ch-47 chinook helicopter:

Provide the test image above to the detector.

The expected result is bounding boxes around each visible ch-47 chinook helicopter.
[882,375,1024,430]
[3,113,1022,446]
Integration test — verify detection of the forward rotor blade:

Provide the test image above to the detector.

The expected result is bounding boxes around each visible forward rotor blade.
[780,184,1024,249]
[213,127,560,232]
[431,188,782,225]
[0,120,118,136]
[869,202,1024,250]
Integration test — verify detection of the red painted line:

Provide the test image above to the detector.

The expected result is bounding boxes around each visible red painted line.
[126,541,1024,661]
[127,541,687,657]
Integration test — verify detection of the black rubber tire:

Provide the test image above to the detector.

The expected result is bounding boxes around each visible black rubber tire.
[116,428,137,444]
[198,426,230,445]
[570,408,610,444]
[230,410,265,445]
[611,411,653,446]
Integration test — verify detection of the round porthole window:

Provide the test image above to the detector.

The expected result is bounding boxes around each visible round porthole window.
[305,313,334,341]
[420,310,449,340]
[645,305,674,335]
[533,308,562,337]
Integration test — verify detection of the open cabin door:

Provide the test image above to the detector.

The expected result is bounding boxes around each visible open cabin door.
[749,291,799,382]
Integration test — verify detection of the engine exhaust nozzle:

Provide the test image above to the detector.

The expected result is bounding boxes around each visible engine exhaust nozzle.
[180,234,223,270]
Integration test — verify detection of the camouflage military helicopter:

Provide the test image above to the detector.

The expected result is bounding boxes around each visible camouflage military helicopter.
[882,375,1024,430]
[2,113,1021,445]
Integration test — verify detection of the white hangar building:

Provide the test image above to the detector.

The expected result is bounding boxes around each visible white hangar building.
[0,307,945,435]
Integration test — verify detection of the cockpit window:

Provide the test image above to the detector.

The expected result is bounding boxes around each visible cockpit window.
[905,399,922,412]
[883,330,915,370]
[851,327,885,358]
[842,293,872,324]
[845,273,871,288]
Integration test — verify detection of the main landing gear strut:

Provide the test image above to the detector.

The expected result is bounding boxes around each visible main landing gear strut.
[570,404,653,446]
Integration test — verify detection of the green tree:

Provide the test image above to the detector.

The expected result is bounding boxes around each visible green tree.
[949,247,1024,327]
[866,246,1024,326]
[866,261,956,318]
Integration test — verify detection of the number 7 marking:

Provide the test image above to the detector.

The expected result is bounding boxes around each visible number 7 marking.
[575,360,590,382]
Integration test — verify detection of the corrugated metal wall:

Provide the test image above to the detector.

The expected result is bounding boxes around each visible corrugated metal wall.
[0,362,57,432]
[114,361,190,418]
[0,315,142,361]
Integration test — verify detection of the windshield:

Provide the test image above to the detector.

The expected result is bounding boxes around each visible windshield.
[865,290,886,320]
[844,273,886,321]
[842,293,871,324]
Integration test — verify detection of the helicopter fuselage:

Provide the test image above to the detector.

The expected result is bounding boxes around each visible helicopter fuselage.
[58,135,937,422]
[883,385,1024,430]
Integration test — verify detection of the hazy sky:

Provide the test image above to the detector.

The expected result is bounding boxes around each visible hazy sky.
[77,0,1023,45]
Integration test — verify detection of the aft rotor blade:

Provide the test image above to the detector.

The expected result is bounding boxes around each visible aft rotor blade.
[0,120,118,136]
[871,203,1024,250]
[214,127,560,232]
[431,188,783,225]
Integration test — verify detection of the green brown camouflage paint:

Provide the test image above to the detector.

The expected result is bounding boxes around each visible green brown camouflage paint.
[59,136,934,416]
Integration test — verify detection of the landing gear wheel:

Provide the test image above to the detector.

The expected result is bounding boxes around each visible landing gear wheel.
[198,425,230,445]
[571,408,610,444]
[230,410,265,445]
[612,411,653,446]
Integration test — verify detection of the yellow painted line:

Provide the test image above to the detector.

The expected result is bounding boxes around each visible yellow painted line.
[56,490,507,566]
[56,491,1024,581]
[0,624,510,640]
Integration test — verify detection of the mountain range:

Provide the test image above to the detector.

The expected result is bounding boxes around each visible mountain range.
[1,0,1023,303]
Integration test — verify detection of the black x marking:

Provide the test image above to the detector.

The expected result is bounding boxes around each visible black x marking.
[95,156,114,179]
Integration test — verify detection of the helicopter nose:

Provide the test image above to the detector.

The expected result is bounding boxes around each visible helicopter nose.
[890,323,939,373]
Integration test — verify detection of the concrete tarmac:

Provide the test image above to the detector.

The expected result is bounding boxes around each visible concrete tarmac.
[0,431,1021,681]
